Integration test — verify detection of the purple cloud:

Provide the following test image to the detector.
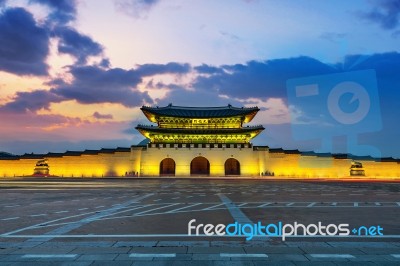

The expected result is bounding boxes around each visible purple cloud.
[93,112,113,119]
[53,26,104,64]
[0,7,49,76]
[193,57,335,100]
[136,62,191,76]
[1,90,64,113]
[114,0,160,18]
[30,0,77,24]
[53,65,151,107]
[360,0,400,29]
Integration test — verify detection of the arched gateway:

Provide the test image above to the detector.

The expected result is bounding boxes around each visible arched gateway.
[190,156,210,175]
[225,158,240,175]
[160,158,176,176]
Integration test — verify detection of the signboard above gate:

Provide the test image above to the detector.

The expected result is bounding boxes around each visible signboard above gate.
[192,119,209,124]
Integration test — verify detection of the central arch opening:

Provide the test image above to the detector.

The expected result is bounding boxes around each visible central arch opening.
[190,156,210,176]
[225,158,240,175]
[160,158,175,176]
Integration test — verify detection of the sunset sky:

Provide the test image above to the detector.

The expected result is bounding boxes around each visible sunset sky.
[0,0,399,157]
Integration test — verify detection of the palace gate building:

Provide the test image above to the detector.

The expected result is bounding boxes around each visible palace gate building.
[135,104,264,176]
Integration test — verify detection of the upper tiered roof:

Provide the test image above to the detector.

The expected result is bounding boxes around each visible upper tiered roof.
[141,104,259,123]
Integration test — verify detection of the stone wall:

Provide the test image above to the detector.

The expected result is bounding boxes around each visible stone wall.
[1,146,399,178]
[262,151,400,178]
[0,151,133,177]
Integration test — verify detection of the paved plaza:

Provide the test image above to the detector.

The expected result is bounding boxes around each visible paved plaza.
[0,177,399,265]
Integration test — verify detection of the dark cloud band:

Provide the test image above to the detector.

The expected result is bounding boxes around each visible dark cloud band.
[0,8,49,75]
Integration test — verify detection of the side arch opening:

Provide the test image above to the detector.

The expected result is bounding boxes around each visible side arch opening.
[225,158,240,175]
[160,158,176,176]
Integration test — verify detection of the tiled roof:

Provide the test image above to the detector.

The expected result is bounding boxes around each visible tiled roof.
[136,125,265,134]
[141,104,259,118]
[269,148,284,153]
[19,153,46,159]
[267,148,398,162]
[63,151,83,156]
[46,152,67,157]
[0,151,16,158]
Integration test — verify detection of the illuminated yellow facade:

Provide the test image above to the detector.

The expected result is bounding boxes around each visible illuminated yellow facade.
[0,149,134,178]
[140,144,259,176]
[0,104,399,179]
